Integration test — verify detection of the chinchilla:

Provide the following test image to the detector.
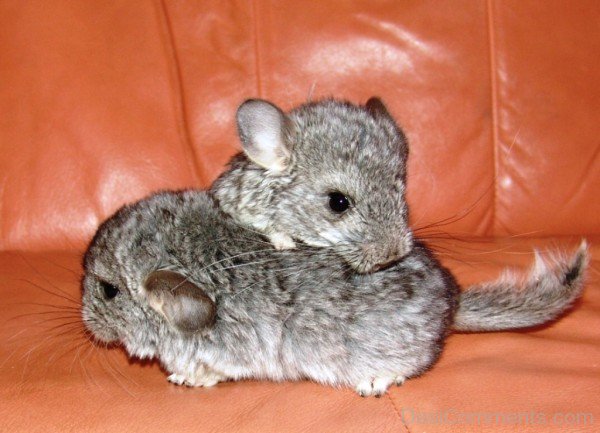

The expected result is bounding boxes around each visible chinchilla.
[81,190,588,396]
[211,97,413,273]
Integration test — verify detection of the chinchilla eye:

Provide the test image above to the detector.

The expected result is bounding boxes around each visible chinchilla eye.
[100,281,120,300]
[328,191,350,213]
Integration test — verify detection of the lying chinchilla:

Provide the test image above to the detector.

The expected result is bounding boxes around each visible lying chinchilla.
[81,190,587,396]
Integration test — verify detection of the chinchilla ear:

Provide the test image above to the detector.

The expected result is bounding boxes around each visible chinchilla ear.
[236,99,291,172]
[365,97,394,122]
[144,270,216,334]
[366,96,408,159]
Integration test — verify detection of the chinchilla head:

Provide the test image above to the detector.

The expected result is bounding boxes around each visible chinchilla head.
[213,97,413,273]
[81,195,216,359]
[81,202,164,359]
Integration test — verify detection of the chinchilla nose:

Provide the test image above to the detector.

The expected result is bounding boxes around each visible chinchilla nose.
[373,248,404,270]
[366,236,413,271]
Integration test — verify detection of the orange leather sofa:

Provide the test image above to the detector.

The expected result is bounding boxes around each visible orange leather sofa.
[1,2,598,432]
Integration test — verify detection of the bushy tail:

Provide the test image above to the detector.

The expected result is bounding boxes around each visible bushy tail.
[453,241,589,332]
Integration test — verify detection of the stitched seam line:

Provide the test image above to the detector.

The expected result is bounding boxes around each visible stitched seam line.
[155,0,202,185]
[251,0,263,97]
[387,394,411,433]
[487,0,500,237]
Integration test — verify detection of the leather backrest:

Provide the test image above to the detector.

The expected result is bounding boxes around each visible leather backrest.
[1,1,598,251]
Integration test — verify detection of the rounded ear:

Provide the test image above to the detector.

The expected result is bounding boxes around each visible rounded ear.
[144,270,216,334]
[236,99,291,172]
[365,97,394,122]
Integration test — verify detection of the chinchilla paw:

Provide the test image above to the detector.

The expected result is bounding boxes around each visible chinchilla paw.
[167,373,186,386]
[269,232,296,250]
[355,376,395,397]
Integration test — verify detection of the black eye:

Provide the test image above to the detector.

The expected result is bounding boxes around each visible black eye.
[100,281,120,300]
[328,191,350,213]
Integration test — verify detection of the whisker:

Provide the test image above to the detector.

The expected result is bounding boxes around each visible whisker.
[100,350,137,397]
[12,316,84,329]
[69,340,91,375]
[197,248,279,273]
[17,253,81,303]
[47,338,91,370]
[218,257,285,272]
[6,310,81,324]
[16,278,80,306]
[105,350,139,387]
[41,256,82,278]
[40,322,88,340]
[9,301,80,311]
[413,186,495,233]
[80,345,109,395]
[4,319,81,344]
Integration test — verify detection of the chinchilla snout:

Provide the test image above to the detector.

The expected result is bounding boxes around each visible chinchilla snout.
[359,232,414,272]
[81,289,122,344]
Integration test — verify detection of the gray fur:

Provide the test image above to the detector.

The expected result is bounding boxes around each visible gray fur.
[211,98,413,273]
[453,244,589,331]
[82,190,587,396]
[212,96,589,329]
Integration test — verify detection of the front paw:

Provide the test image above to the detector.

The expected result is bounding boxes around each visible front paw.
[269,232,296,250]
[192,367,227,387]
[167,365,227,388]
[167,373,187,386]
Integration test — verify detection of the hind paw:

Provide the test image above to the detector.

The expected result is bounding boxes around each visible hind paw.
[394,375,406,386]
[355,376,396,397]
[355,375,406,397]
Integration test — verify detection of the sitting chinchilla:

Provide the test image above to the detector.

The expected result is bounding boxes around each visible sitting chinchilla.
[82,190,588,397]
[211,97,413,273]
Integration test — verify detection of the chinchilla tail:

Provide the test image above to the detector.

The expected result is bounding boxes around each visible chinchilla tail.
[452,241,589,332]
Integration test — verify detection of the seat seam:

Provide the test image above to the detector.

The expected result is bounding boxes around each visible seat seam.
[387,393,411,433]
[486,0,500,236]
[251,0,263,97]
[154,0,203,185]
